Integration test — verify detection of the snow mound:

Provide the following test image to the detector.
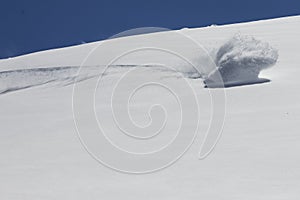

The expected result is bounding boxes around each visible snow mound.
[205,34,278,87]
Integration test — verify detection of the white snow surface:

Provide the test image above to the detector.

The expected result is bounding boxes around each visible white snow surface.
[1,16,300,199]
[205,34,278,87]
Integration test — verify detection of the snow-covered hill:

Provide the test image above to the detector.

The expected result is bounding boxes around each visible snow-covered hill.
[0,16,300,199]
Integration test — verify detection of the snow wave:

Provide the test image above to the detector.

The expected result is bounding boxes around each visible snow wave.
[0,35,279,94]
[204,34,278,87]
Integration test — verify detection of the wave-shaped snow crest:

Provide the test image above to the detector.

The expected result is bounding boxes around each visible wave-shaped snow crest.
[205,34,278,87]
[0,34,279,94]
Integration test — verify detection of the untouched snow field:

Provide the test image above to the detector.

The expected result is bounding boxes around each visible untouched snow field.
[1,16,300,199]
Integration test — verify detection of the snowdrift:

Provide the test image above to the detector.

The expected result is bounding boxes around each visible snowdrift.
[0,34,278,94]
[204,34,278,87]
[0,16,300,199]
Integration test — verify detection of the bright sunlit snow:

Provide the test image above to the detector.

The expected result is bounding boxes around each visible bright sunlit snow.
[0,16,300,199]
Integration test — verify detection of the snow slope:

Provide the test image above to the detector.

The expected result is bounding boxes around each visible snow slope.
[1,16,300,199]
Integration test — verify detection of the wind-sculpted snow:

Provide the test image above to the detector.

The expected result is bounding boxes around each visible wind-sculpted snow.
[0,34,279,95]
[204,34,278,87]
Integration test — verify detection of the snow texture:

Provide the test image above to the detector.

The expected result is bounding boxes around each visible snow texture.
[0,16,300,200]
[205,34,278,87]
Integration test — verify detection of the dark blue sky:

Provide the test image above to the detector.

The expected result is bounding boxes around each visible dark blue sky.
[0,0,299,59]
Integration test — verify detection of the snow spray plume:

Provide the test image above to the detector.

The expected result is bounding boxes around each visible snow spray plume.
[205,34,278,87]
